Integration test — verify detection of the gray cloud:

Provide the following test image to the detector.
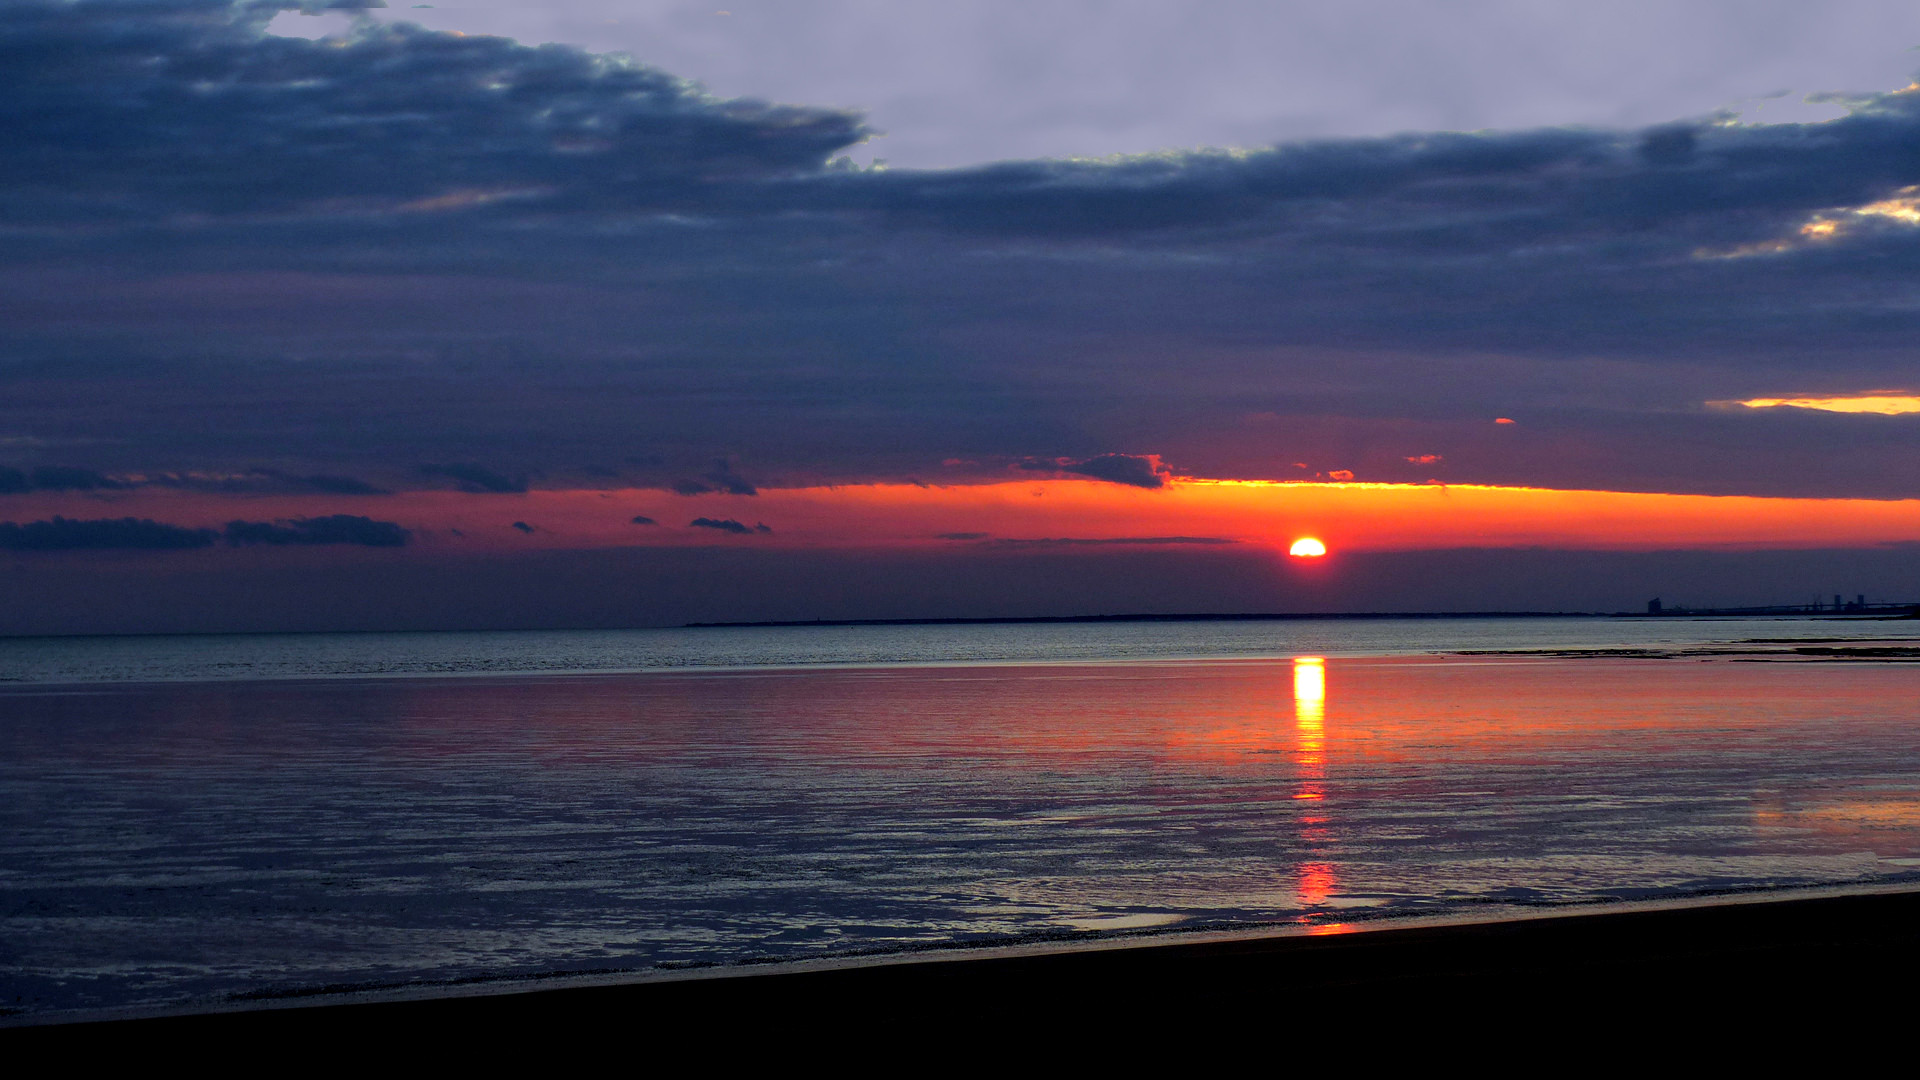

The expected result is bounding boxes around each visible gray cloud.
[629,514,657,525]
[987,536,1236,548]
[19,1,1915,250]
[0,516,214,550]
[0,465,392,495]
[278,473,389,495]
[6,4,1920,503]
[224,514,410,546]
[671,460,758,496]
[0,512,408,550]
[1019,453,1172,489]
[420,463,527,493]
[20,466,125,491]
[689,517,771,534]
[0,0,867,227]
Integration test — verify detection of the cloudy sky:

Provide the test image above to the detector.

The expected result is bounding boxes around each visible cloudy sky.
[5,0,1920,633]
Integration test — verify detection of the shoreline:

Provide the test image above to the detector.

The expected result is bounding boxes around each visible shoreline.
[13,883,1920,1037]
[10,626,1920,690]
[688,608,1920,628]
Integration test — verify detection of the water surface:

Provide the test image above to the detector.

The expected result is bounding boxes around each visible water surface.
[4,640,1918,1020]
[1,614,1907,684]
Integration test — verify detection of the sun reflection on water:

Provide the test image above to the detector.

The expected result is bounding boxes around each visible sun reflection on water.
[1293,657,1337,912]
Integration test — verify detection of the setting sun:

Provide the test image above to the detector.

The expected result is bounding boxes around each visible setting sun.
[1289,537,1329,557]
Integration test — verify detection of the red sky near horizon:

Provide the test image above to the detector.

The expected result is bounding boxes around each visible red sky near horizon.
[15,474,1920,555]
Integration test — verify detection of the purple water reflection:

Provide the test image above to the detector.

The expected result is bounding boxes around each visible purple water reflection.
[4,655,1919,1019]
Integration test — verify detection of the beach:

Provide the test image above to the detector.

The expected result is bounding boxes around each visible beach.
[12,886,1916,1043]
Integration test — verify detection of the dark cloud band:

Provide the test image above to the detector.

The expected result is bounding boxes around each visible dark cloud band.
[0,514,409,550]
[7,2,1920,505]
[690,517,772,535]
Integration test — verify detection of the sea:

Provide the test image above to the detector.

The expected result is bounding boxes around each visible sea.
[4,615,1919,1022]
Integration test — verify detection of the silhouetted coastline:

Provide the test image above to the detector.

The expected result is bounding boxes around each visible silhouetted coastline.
[11,887,1916,1044]
[684,610,1597,628]
[688,605,1920,629]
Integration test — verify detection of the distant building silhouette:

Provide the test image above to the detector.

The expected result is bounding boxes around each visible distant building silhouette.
[1641,592,1914,616]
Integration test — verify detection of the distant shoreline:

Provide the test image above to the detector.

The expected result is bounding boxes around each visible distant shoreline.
[6,607,1913,643]
[686,607,1918,629]
[684,610,1598,628]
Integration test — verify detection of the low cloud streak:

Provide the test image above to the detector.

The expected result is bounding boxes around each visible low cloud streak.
[0,516,214,550]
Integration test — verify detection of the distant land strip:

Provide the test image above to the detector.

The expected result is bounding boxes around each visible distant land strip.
[684,611,1597,628]
[687,606,1920,628]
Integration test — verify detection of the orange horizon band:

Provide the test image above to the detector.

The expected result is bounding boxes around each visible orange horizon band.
[8,476,1920,554]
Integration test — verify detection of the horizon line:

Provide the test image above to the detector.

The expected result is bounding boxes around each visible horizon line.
[686,604,1920,629]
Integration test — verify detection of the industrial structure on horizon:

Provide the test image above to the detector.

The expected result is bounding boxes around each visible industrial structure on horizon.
[1646,595,1919,616]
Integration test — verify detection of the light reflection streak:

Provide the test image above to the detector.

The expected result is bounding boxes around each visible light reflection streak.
[1293,657,1337,911]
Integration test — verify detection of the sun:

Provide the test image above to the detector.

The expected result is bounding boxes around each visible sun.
[1288,537,1328,558]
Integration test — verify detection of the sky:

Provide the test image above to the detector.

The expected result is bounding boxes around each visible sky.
[5,0,1920,634]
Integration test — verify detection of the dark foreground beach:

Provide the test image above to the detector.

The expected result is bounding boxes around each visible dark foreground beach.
[12,888,1916,1048]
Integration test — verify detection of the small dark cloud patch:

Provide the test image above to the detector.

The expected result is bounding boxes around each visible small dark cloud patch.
[989,536,1235,548]
[168,471,391,495]
[1019,454,1171,489]
[673,460,758,496]
[225,515,410,547]
[0,502,408,551]
[286,473,389,495]
[0,468,388,495]
[23,466,124,491]
[0,517,215,550]
[937,531,989,540]
[690,517,772,535]
[707,464,759,496]
[630,515,658,525]
[1638,124,1698,166]
[421,464,527,494]
[511,521,535,533]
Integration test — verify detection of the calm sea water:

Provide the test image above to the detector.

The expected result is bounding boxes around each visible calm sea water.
[0,614,1908,684]
[3,617,1919,1021]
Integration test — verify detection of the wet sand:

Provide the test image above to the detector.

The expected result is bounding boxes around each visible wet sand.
[12,887,1916,1044]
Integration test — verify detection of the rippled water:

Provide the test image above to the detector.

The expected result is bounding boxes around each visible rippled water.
[0,614,1907,683]
[4,629,1919,1021]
